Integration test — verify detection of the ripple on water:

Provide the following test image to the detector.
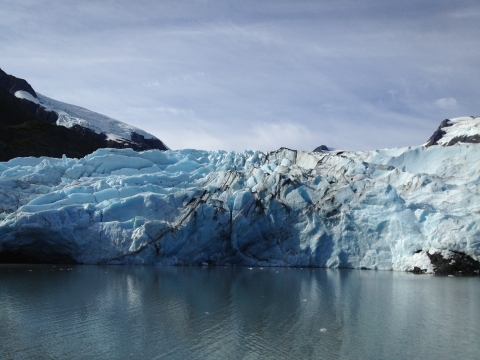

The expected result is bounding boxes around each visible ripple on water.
[0,265,480,359]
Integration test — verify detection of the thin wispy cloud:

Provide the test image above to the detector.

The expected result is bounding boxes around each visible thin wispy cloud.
[435,98,458,110]
[1,0,479,151]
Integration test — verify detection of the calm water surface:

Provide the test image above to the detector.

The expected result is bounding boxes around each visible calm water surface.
[0,265,479,359]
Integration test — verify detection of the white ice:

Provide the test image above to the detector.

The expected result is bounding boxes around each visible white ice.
[1,135,479,270]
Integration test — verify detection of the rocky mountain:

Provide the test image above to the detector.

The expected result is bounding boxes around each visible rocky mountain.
[312,145,329,152]
[425,116,480,147]
[0,68,168,161]
[0,116,479,274]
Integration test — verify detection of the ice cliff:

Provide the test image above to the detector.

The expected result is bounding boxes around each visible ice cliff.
[1,117,480,271]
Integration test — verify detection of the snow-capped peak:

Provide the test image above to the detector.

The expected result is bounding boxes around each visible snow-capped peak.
[437,116,480,145]
[426,116,480,147]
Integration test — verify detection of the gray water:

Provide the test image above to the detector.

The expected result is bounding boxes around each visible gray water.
[0,265,479,360]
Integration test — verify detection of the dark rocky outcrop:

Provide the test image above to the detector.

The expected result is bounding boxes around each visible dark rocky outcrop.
[0,87,40,127]
[411,266,427,274]
[427,251,480,276]
[0,68,58,124]
[18,98,58,123]
[313,145,329,152]
[69,126,169,152]
[425,119,452,147]
[105,138,146,151]
[71,124,107,142]
[0,120,108,161]
[0,68,36,97]
[446,134,480,146]
[0,86,109,161]
[131,131,169,151]
[103,132,168,152]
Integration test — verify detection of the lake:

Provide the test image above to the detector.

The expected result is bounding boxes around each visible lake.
[1,265,479,359]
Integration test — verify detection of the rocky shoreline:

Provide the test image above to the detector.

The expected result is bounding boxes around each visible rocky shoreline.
[411,250,480,276]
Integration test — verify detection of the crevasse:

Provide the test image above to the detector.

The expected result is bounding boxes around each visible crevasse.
[1,142,479,271]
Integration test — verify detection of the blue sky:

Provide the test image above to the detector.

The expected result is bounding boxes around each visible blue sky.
[1,0,479,151]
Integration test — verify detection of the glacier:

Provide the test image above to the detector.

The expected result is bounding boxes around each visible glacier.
[1,117,480,271]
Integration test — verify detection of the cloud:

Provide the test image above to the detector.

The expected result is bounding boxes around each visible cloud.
[434,97,458,110]
[1,1,479,152]
[153,121,322,152]
[241,122,319,152]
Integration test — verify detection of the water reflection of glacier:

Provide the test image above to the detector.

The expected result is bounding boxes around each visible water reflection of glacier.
[1,265,479,359]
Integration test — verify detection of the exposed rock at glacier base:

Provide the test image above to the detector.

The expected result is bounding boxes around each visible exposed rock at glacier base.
[427,251,480,276]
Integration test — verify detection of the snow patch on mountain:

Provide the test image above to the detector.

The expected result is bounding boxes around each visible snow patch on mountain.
[14,90,39,104]
[36,93,156,141]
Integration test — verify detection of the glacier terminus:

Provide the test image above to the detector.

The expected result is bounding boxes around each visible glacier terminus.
[1,117,480,273]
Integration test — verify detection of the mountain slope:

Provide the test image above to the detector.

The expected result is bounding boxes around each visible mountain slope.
[0,68,168,160]
[0,87,107,160]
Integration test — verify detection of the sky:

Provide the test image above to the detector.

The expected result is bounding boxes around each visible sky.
[1,0,479,152]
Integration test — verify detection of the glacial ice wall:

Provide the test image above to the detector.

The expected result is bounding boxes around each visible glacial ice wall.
[1,141,479,271]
